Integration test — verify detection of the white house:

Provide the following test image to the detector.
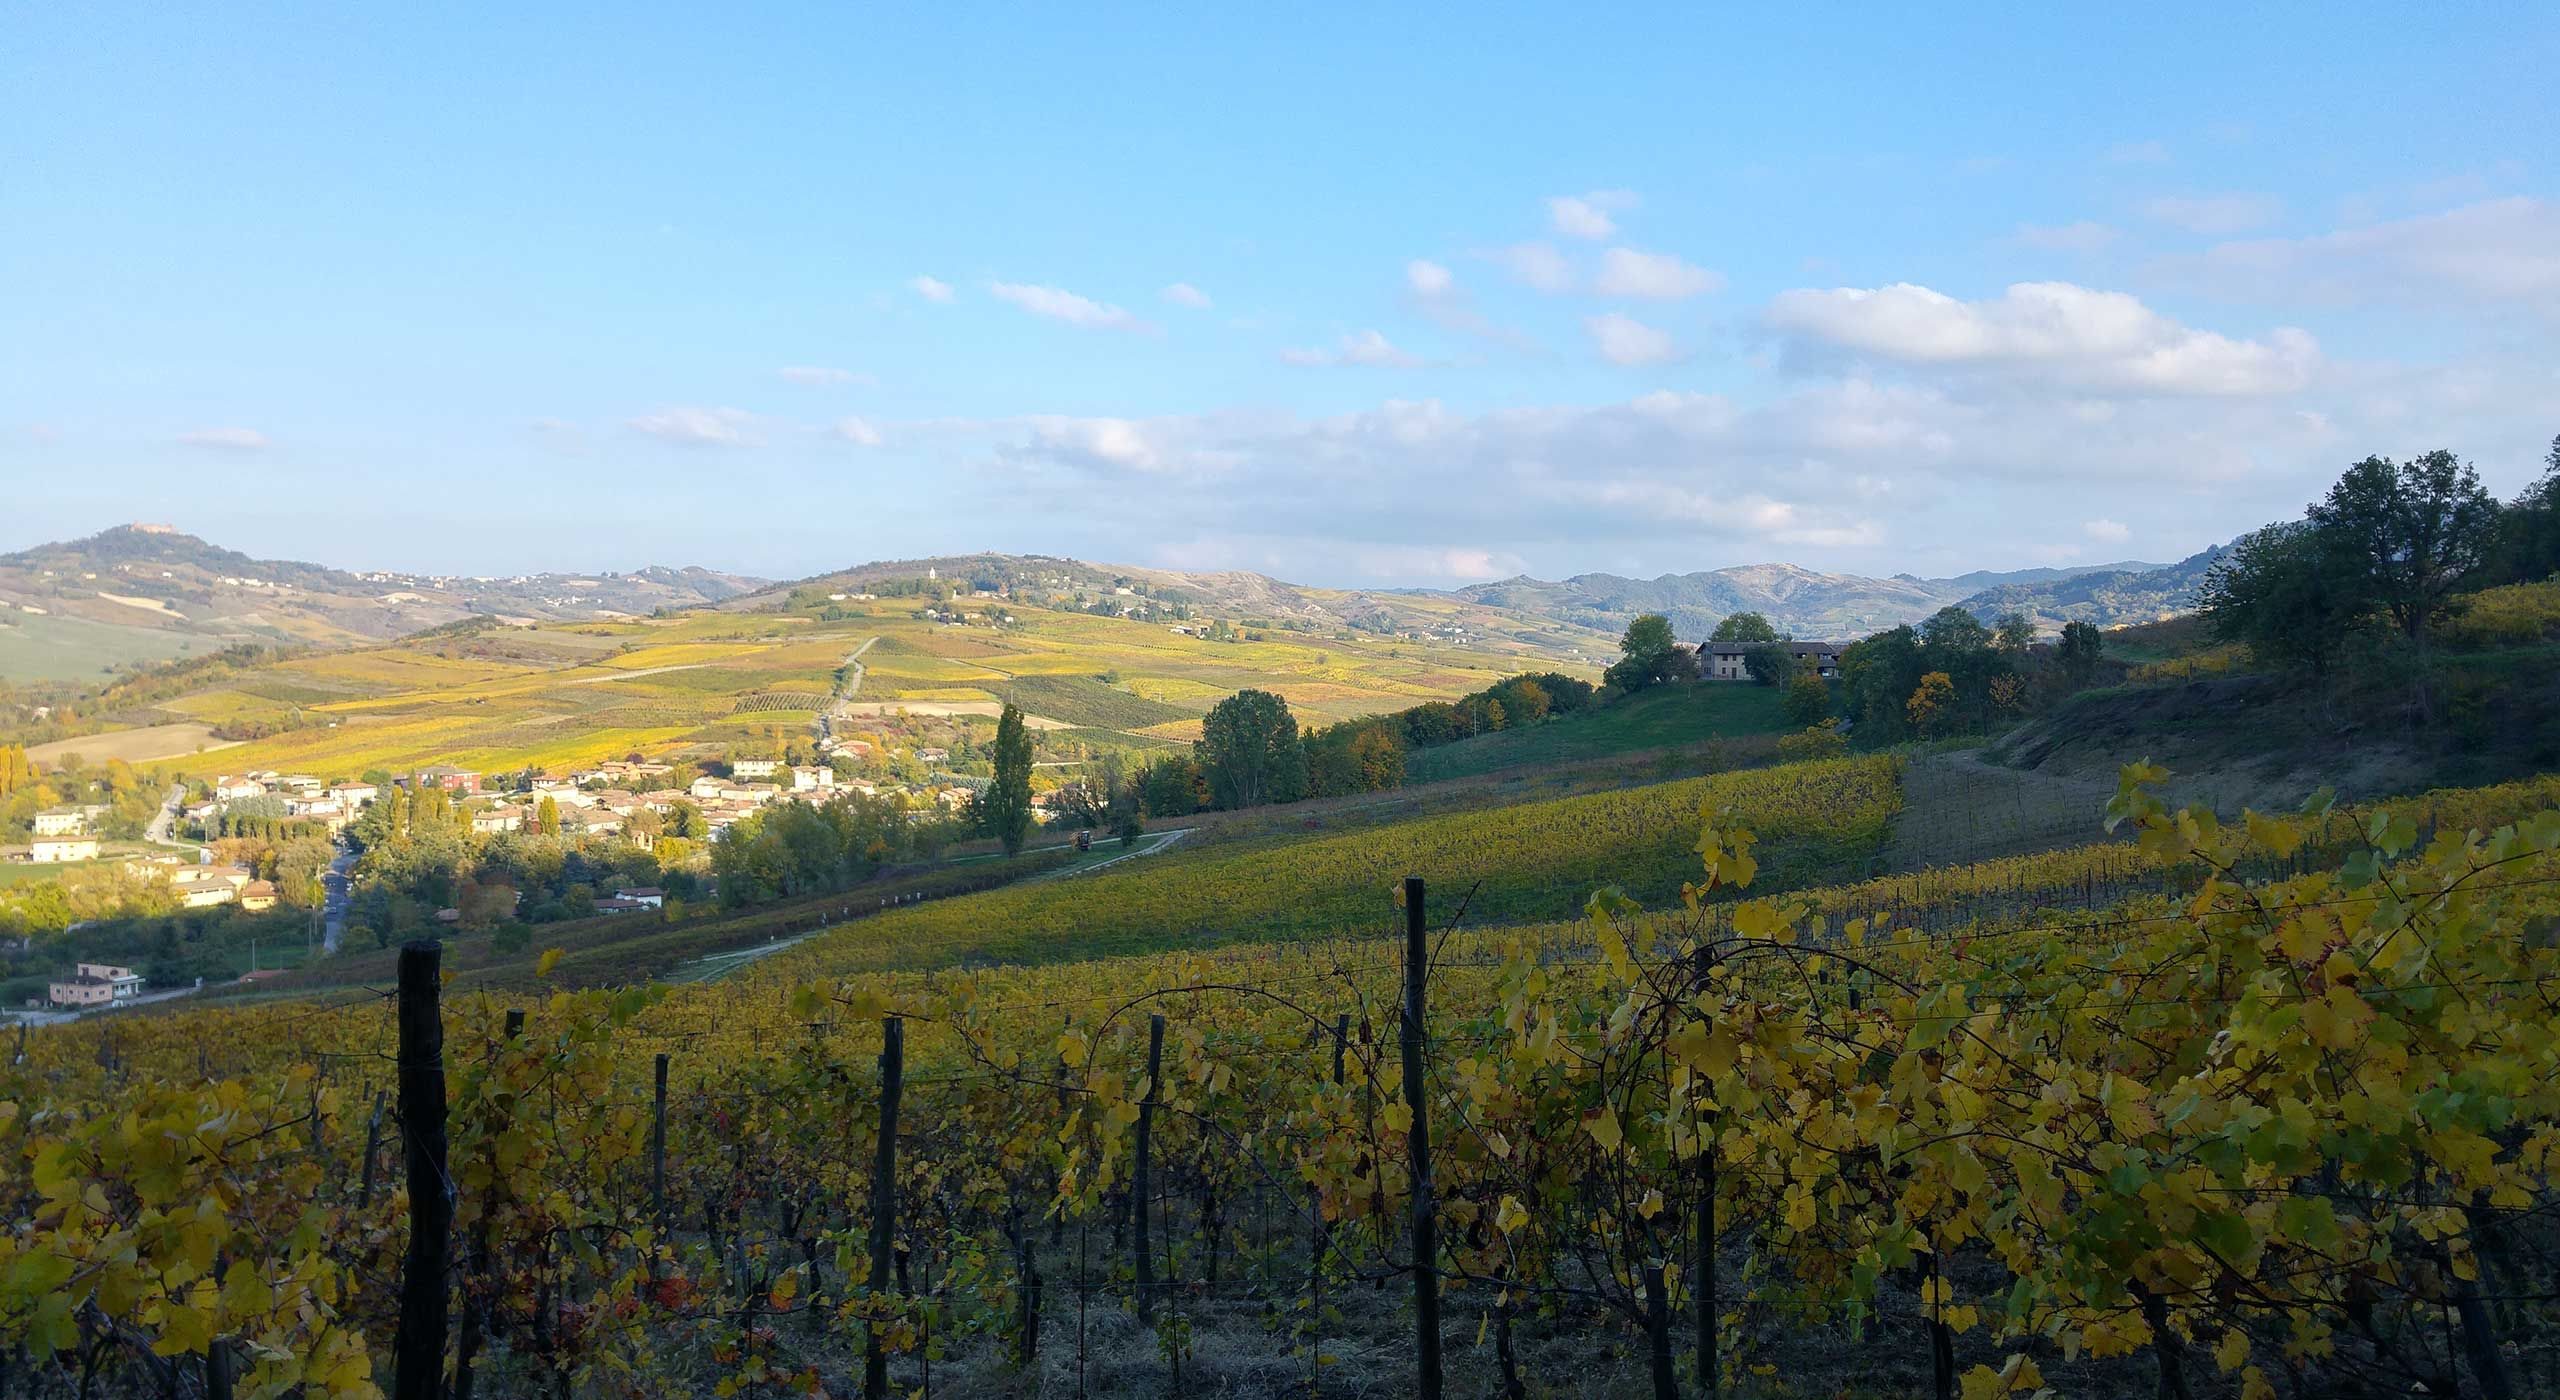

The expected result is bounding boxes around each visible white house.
[31,835,101,863]
[731,758,780,780]
[32,808,86,837]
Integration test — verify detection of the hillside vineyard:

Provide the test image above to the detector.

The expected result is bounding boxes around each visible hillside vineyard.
[6,769,2559,1398]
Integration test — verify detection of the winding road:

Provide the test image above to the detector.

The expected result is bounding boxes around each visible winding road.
[817,636,878,745]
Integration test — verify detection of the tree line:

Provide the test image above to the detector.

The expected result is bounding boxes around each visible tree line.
[2200,437,2560,680]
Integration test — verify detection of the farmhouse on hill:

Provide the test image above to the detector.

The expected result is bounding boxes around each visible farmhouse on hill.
[1703,639,1844,681]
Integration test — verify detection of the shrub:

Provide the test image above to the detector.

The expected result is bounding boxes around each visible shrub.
[1777,721,1847,763]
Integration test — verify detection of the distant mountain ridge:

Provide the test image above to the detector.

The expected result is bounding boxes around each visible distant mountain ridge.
[758,550,2192,648]
[1952,545,2230,629]
[3,525,2230,690]
[0,526,767,680]
[1453,560,2162,641]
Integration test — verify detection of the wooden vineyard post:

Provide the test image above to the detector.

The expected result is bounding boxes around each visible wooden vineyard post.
[1928,1250,1955,1400]
[1696,1109,1719,1396]
[651,1053,671,1234]
[394,942,451,1400]
[1400,876,1443,1400]
[206,1252,234,1400]
[1310,1012,1349,1396]
[863,1016,904,1400]
[455,1009,522,1400]
[356,1089,387,1208]
[1134,1012,1166,1324]
[1642,1259,1676,1400]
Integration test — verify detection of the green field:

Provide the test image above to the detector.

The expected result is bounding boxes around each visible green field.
[0,610,199,682]
[1405,681,1789,783]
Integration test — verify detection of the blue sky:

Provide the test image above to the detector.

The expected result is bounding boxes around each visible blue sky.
[5,3,2556,586]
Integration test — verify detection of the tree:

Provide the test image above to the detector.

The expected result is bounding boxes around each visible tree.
[1837,625,1924,743]
[1906,672,1957,737]
[534,795,562,836]
[2056,621,2104,686]
[667,800,706,840]
[1604,613,1689,692]
[2306,450,2497,650]
[1197,689,1305,809]
[2492,433,2560,584]
[1994,611,2038,654]
[2196,521,2368,678]
[1741,642,1796,687]
[1101,755,1145,848]
[1783,672,1831,727]
[1139,755,1205,817]
[1710,611,1779,644]
[1920,606,1992,654]
[983,702,1035,854]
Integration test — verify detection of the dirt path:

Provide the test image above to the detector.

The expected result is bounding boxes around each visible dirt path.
[835,699,1076,730]
[1882,749,2123,871]
[559,662,712,685]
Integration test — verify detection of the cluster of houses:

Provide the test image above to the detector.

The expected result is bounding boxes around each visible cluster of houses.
[26,807,103,863]
[189,772,384,832]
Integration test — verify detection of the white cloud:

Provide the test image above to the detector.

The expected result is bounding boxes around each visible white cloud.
[1548,190,1638,240]
[1405,259,1455,297]
[946,350,2534,584]
[1765,281,2319,395]
[2161,197,2560,317]
[1018,416,1176,473]
[178,427,269,451]
[2014,221,2120,253]
[1488,241,1577,293]
[1586,313,1679,366]
[1282,330,1425,368]
[1594,248,1723,300]
[777,366,874,387]
[1162,282,1213,309]
[910,275,954,303]
[2083,518,2131,542]
[2142,192,2285,235]
[628,406,761,448]
[2104,140,2171,165]
[989,281,1150,332]
[833,415,883,447]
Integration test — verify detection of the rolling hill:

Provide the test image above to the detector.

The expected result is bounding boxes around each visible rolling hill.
[0,525,766,681]
[1451,559,2160,640]
[1952,543,2229,629]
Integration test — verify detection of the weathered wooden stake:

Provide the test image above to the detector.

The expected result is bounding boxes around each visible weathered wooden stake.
[357,1090,387,1208]
[651,1053,671,1232]
[1400,876,1443,1400]
[394,942,451,1400]
[1134,1012,1166,1323]
[863,1016,904,1400]
[1696,1118,1719,1396]
[206,1253,235,1400]
[1642,1258,1677,1400]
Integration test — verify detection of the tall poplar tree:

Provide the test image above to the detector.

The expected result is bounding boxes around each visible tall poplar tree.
[986,702,1035,854]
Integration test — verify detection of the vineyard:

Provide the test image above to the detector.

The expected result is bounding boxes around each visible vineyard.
[6,764,2560,1397]
[746,755,1903,976]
